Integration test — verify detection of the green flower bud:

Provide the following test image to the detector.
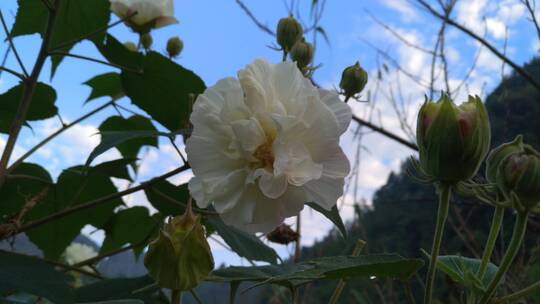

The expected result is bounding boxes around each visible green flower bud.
[276,16,303,52]
[416,94,491,183]
[167,36,184,58]
[339,62,368,100]
[499,144,540,209]
[123,41,138,52]
[486,135,524,183]
[290,38,313,70]
[144,203,214,290]
[140,33,153,50]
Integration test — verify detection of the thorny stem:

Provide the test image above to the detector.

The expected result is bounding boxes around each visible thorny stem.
[423,184,451,304]
[478,206,504,279]
[479,211,529,304]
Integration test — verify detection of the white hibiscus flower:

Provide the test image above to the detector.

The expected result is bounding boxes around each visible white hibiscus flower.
[186,59,352,233]
[110,0,178,33]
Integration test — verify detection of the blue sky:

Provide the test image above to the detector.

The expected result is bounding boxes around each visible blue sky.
[1,0,539,266]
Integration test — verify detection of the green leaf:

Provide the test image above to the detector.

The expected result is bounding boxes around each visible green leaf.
[86,130,170,167]
[206,216,279,264]
[307,202,347,239]
[101,207,157,256]
[209,254,424,290]
[94,34,143,71]
[26,166,123,259]
[74,276,163,303]
[0,250,74,303]
[12,0,111,76]
[144,180,190,216]
[89,158,134,181]
[434,255,500,292]
[121,51,206,131]
[97,116,158,167]
[0,163,52,217]
[0,82,57,133]
[84,72,124,102]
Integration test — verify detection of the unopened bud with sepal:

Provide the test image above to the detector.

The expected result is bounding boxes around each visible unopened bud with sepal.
[144,201,214,290]
[416,94,491,184]
[290,38,314,71]
[167,36,184,58]
[339,62,368,101]
[276,16,303,53]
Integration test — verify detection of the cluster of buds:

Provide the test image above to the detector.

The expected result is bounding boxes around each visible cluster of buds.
[276,16,316,76]
[339,62,368,102]
[144,202,214,290]
[486,135,540,211]
[416,94,491,184]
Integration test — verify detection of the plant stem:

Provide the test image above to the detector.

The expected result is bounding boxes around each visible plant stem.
[478,206,504,279]
[0,0,59,189]
[493,280,540,303]
[7,100,114,173]
[404,281,416,304]
[49,51,141,73]
[0,11,28,77]
[0,66,25,80]
[172,290,182,304]
[423,184,451,304]
[479,211,529,304]
[328,239,366,304]
[0,164,190,240]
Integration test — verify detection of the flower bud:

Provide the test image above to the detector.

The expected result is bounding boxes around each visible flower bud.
[276,16,303,52]
[416,94,491,183]
[500,144,540,209]
[290,38,314,70]
[144,203,214,290]
[140,33,153,50]
[339,62,368,101]
[486,135,524,184]
[167,36,184,58]
[123,41,138,52]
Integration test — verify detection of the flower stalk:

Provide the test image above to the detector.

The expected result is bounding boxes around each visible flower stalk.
[478,205,504,279]
[479,211,529,304]
[424,184,451,304]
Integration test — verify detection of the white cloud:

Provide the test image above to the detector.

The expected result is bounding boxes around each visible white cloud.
[381,0,419,21]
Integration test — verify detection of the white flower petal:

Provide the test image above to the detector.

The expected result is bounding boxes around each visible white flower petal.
[231,119,266,154]
[304,176,345,210]
[253,168,288,199]
[319,89,353,134]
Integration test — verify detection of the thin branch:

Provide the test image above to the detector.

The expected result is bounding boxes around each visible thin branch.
[1,164,190,240]
[235,0,275,36]
[48,51,141,73]
[72,239,148,268]
[48,11,138,52]
[149,187,218,216]
[522,0,540,45]
[352,115,418,151]
[0,11,28,77]
[0,0,60,190]
[366,10,438,56]
[7,100,115,173]
[416,0,540,91]
[0,66,25,80]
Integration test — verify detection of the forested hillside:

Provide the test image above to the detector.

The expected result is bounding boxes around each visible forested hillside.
[280,57,540,303]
